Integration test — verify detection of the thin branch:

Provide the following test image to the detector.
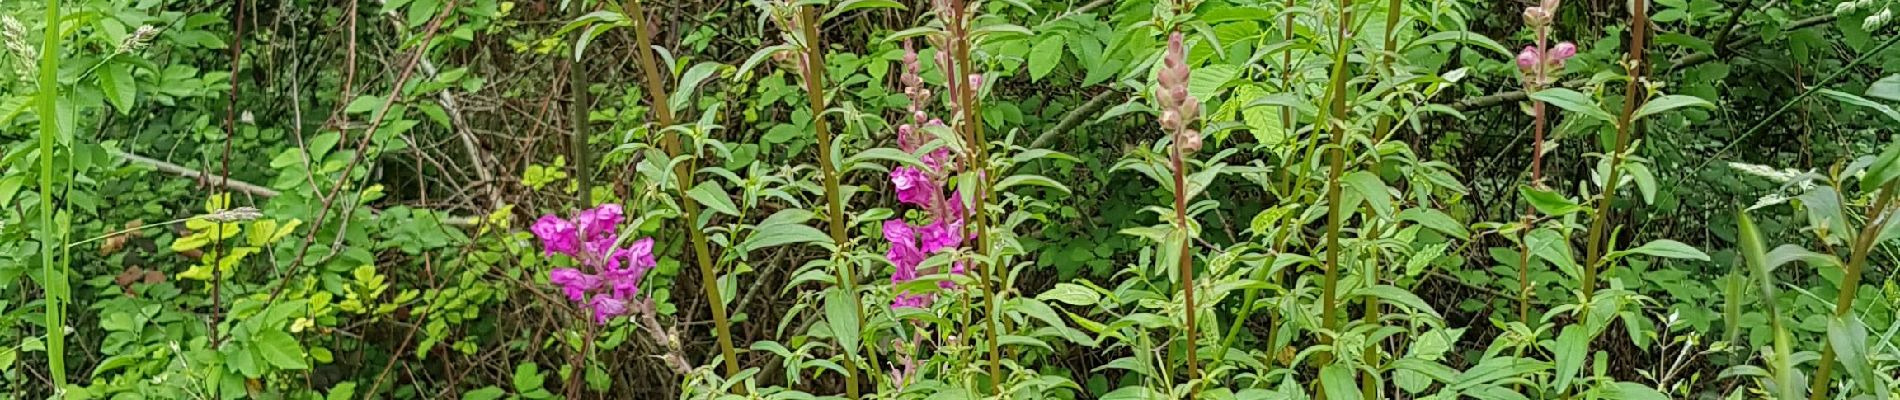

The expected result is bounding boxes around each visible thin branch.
[1031,90,1118,149]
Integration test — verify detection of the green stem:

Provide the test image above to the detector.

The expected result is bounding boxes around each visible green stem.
[37,0,68,390]
[1320,0,1354,342]
[793,6,865,397]
[1807,183,1895,400]
[570,1,592,207]
[624,0,743,389]
[1581,0,1650,302]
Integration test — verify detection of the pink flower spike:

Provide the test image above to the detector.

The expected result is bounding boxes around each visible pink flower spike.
[574,204,624,240]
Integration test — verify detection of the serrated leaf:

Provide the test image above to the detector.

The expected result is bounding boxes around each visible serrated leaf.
[994,174,1070,194]
[687,181,740,217]
[1185,64,1239,103]
[1632,94,1715,121]
[1860,142,1900,192]
[1553,325,1586,392]
[1867,74,1900,102]
[1028,35,1065,81]
[253,329,308,370]
[101,63,136,114]
[1037,283,1099,306]
[1520,185,1585,216]
[670,62,725,112]
[825,288,861,357]
[1398,208,1467,240]
[1818,89,1900,124]
[1408,30,1512,57]
[742,222,831,252]
[823,0,906,21]
[1608,239,1709,261]
[1528,88,1615,123]
[1343,171,1393,218]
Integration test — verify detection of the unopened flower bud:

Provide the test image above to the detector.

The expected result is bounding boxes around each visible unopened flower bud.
[1516,46,1540,72]
[1550,42,1577,61]
[1178,129,1203,154]
[968,74,982,91]
[1523,7,1551,27]
[1159,110,1181,132]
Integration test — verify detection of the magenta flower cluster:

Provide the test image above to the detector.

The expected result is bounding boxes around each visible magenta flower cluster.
[884,41,970,310]
[532,204,654,325]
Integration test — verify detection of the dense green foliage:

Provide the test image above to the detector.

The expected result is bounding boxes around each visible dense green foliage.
[2,0,1898,399]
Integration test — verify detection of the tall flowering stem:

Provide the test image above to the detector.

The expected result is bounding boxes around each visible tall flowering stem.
[624,0,744,387]
[1580,0,1647,304]
[777,2,873,395]
[1156,30,1203,385]
[924,0,1002,391]
[1514,0,1576,324]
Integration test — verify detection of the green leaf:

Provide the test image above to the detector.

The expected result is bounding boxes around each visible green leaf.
[823,0,906,21]
[461,387,504,400]
[1607,239,1710,261]
[671,62,726,112]
[1028,35,1065,82]
[1817,89,1900,124]
[1186,64,1239,104]
[825,288,861,357]
[1407,30,1512,58]
[1520,185,1585,216]
[1867,74,1900,102]
[1528,88,1615,123]
[742,222,832,253]
[1526,228,1579,278]
[253,329,309,370]
[1606,382,1670,400]
[1037,283,1100,306]
[100,63,136,114]
[513,362,545,391]
[1319,364,1363,400]
[1350,285,1441,319]
[1631,94,1714,121]
[1860,142,1900,192]
[994,174,1071,194]
[1343,171,1393,218]
[1829,316,1888,398]
[1397,208,1468,240]
[1553,325,1587,392]
[687,181,741,217]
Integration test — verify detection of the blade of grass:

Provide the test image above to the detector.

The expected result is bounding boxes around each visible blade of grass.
[36,0,69,389]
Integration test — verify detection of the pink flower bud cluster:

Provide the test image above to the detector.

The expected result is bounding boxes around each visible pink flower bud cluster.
[1517,42,1577,81]
[1156,32,1202,153]
[1518,0,1576,88]
[532,204,655,325]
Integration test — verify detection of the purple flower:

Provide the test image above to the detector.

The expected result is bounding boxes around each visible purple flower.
[891,167,936,207]
[589,296,629,325]
[549,268,599,302]
[918,220,963,253]
[532,215,579,257]
[534,204,656,326]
